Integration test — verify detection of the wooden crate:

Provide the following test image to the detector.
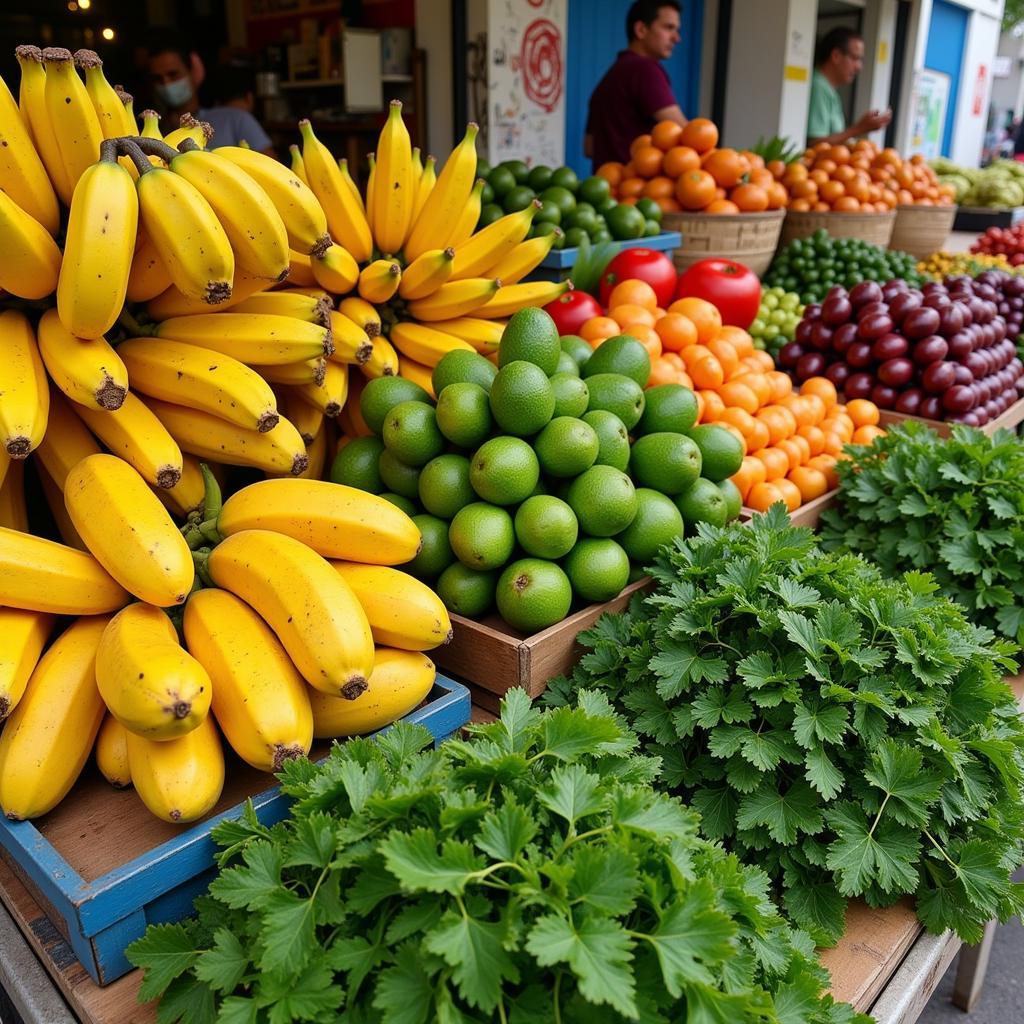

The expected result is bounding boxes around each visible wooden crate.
[433,579,651,711]
[0,675,470,987]
[878,395,1024,438]
[741,488,839,530]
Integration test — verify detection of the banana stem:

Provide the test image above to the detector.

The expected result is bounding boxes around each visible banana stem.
[119,138,157,176]
[99,139,120,164]
[117,308,153,337]
[178,137,201,153]
[192,547,214,588]
[199,463,223,526]
[129,136,180,164]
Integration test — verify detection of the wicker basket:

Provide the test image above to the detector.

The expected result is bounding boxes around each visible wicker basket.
[888,204,958,260]
[780,209,896,248]
[660,209,785,277]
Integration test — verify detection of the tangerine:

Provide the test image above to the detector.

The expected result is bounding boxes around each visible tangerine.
[747,481,786,512]
[630,134,653,157]
[676,169,717,210]
[773,478,803,512]
[845,398,880,427]
[788,466,829,502]
[663,145,702,177]
[669,297,722,344]
[651,119,684,151]
[703,148,745,188]
[680,117,719,153]
[579,316,620,344]
[655,313,699,352]
[706,199,741,214]
[731,183,769,212]
[608,279,659,310]
[632,144,665,178]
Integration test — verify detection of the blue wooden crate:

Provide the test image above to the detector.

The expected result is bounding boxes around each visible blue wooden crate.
[0,675,470,986]
[527,230,681,282]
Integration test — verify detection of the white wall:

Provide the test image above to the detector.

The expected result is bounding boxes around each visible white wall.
[950,3,1002,163]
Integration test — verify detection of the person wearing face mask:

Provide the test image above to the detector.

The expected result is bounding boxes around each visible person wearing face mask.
[147,35,274,155]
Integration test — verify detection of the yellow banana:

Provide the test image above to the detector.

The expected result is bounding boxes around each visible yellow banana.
[42,47,104,197]
[338,296,382,339]
[358,260,402,304]
[0,453,7,494]
[16,45,74,205]
[0,527,129,614]
[97,602,212,739]
[299,120,373,261]
[411,155,436,229]
[405,122,479,260]
[297,418,330,480]
[168,145,290,283]
[0,72,59,234]
[78,49,135,139]
[287,249,318,286]
[374,100,414,255]
[95,714,131,788]
[451,203,538,280]
[217,146,330,255]
[405,277,500,322]
[183,588,313,772]
[231,290,331,325]
[36,460,88,550]
[446,177,486,249]
[0,188,62,300]
[119,337,279,433]
[250,359,326,387]
[276,388,324,445]
[275,286,331,302]
[126,713,224,823]
[152,312,333,365]
[297,358,349,417]
[430,316,507,353]
[309,648,435,738]
[480,279,571,318]
[145,267,270,319]
[126,226,174,303]
[146,397,309,477]
[331,563,451,650]
[361,336,400,379]
[0,615,109,820]
[486,230,559,285]
[0,608,53,721]
[140,108,162,140]
[327,311,373,365]
[0,311,49,459]
[64,454,195,607]
[0,462,27,532]
[117,85,136,127]
[311,242,360,295]
[38,308,128,412]
[365,152,377,239]
[338,157,365,213]
[396,356,435,397]
[398,248,455,301]
[163,113,211,150]
[289,143,307,184]
[35,386,100,489]
[390,322,476,368]
[206,529,375,697]
[154,453,208,519]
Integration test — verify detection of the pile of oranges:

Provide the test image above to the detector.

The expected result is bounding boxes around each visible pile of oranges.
[598,118,790,215]
[573,280,886,512]
[782,140,956,213]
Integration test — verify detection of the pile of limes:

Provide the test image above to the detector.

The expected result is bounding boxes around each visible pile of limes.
[331,308,743,633]
[476,158,663,249]
[750,287,804,359]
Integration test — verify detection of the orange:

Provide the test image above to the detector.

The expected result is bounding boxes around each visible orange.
[773,478,803,512]
[746,481,786,513]
[699,389,726,422]
[833,196,860,212]
[749,168,775,189]
[730,183,770,212]
[630,134,653,157]
[755,446,789,482]
[807,454,839,489]
[706,199,741,214]
[619,177,646,199]
[783,162,809,184]
[609,303,657,329]
[663,145,702,178]
[680,117,719,154]
[703,148,745,188]
[788,198,812,212]
[655,313,699,352]
[706,339,740,378]
[767,182,790,209]
[608,279,658,311]
[690,356,725,389]
[756,406,797,445]
[731,460,764,502]
[820,180,845,204]
[750,350,774,371]
[789,466,829,502]
[694,390,706,422]
[679,343,715,367]
[676,169,717,210]
[648,357,680,387]
[767,159,787,180]
[852,424,886,445]
[719,422,747,450]
[797,424,826,456]
[845,398,880,427]
[717,380,759,415]
[766,371,793,402]
[717,325,754,356]
[669,297,722,344]
[800,393,828,425]
[745,418,771,453]
[622,322,662,360]
[719,406,758,439]
[596,162,624,187]
[643,175,676,199]
[809,169,830,187]
[737,371,771,407]
[579,316,620,345]
[823,412,854,441]
[775,438,804,472]
[632,144,665,178]
[821,432,846,457]
[656,196,682,213]
[800,377,838,408]
[651,119,684,152]
[661,351,685,372]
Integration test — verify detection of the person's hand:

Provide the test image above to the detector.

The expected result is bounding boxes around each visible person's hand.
[853,108,892,135]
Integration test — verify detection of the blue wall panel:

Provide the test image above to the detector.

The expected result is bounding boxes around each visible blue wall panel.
[564,0,704,177]
[924,0,969,157]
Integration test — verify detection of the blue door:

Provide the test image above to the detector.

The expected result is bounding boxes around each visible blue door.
[924,0,968,156]
[563,0,704,177]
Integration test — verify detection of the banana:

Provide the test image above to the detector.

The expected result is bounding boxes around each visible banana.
[206,529,374,697]
[118,337,279,432]
[297,358,349,417]
[0,608,53,721]
[78,50,135,139]
[337,157,365,213]
[404,122,479,261]
[0,311,49,459]
[41,47,104,198]
[0,527,129,614]
[390,321,476,368]
[98,602,212,739]
[337,370,373,437]
[327,311,373,365]
[0,461,27,532]
[183,588,313,772]
[250,359,326,387]
[117,85,135,128]
[0,453,7,494]
[486,230,559,285]
[140,108,162,140]
[447,177,486,249]
[126,226,174,303]
[35,387,101,489]
[154,453,208,519]
[276,388,324,444]
[311,242,360,295]
[0,72,59,234]
[365,152,377,239]
[430,316,507,353]
[289,143,307,184]
[299,120,373,262]
[287,250,318,286]
[152,312,333,365]
[217,146,330,255]
[451,203,538,280]
[309,648,435,738]
[36,460,88,550]
[397,357,436,396]
[361,336,400,379]
[411,155,436,228]
[331,563,451,650]
[0,188,62,300]
[373,100,414,255]
[168,145,290,283]
[276,286,332,302]
[297,418,330,480]
[405,277,500,322]
[398,248,455,301]
[0,615,109,820]
[65,454,195,607]
[38,308,128,412]
[358,260,402,304]
[479,279,571,318]
[16,45,74,205]
[163,113,211,150]
[146,398,309,477]
[231,290,331,325]
[145,267,270,319]
[338,297,382,339]
[95,714,131,788]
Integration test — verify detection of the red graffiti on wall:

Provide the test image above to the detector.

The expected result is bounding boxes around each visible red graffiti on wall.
[519,18,563,113]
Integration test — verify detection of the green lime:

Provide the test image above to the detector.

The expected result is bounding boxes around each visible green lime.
[592,228,612,244]
[432,350,498,395]
[329,436,384,492]
[560,335,593,369]
[503,185,536,213]
[418,454,476,519]
[686,424,745,482]
[406,514,455,579]
[527,164,553,191]
[563,207,598,234]
[496,558,572,632]
[498,307,561,373]
[378,449,422,499]
[378,491,418,517]
[382,400,444,467]
[675,478,729,528]
[479,203,504,228]
[555,350,580,376]
[489,361,555,436]
[718,478,742,521]
[549,373,589,417]
[596,196,618,216]
[615,488,684,563]
[487,166,516,197]
[476,157,492,178]
[563,538,630,603]
[436,562,498,618]
[501,159,531,184]
[549,166,579,192]
[514,495,578,558]
[629,432,702,494]
[606,204,645,241]
[534,416,600,478]
[643,219,661,237]
[581,409,630,470]
[449,502,515,570]
[636,384,699,435]
[540,185,576,217]
[480,181,495,205]
[584,372,645,430]
[567,465,638,537]
[578,175,612,206]
[469,436,539,505]
[562,227,589,249]
[534,199,562,226]
[360,376,431,436]
[582,335,651,387]
[635,196,660,221]
[435,382,493,449]
[533,222,564,248]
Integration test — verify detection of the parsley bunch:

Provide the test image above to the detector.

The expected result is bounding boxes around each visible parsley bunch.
[819,423,1024,644]
[548,508,1024,946]
[127,690,866,1024]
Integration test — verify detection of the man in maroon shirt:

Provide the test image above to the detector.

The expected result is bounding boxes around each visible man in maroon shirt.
[584,1,687,169]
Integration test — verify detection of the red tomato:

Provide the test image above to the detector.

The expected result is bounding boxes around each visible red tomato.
[674,258,761,329]
[598,248,677,307]
[542,290,604,336]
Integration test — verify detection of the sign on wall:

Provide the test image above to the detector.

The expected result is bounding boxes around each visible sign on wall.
[487,0,567,167]
[909,69,950,161]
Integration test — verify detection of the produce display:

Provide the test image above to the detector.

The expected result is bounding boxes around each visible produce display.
[780,274,1024,423]
[931,156,1024,208]
[917,250,1024,279]
[970,222,1024,265]
[750,286,804,357]
[549,508,1024,946]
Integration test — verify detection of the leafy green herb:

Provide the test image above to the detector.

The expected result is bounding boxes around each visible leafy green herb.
[128,690,867,1023]
[547,507,1024,946]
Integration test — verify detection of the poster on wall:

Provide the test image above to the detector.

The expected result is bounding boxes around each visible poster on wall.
[908,68,950,161]
[487,0,566,168]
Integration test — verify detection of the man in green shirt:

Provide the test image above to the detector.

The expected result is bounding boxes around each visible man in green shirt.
[807,27,891,146]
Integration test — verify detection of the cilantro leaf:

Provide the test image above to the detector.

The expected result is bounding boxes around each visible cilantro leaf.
[127,924,200,1003]
[381,829,485,894]
[192,930,249,993]
[424,911,519,1011]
